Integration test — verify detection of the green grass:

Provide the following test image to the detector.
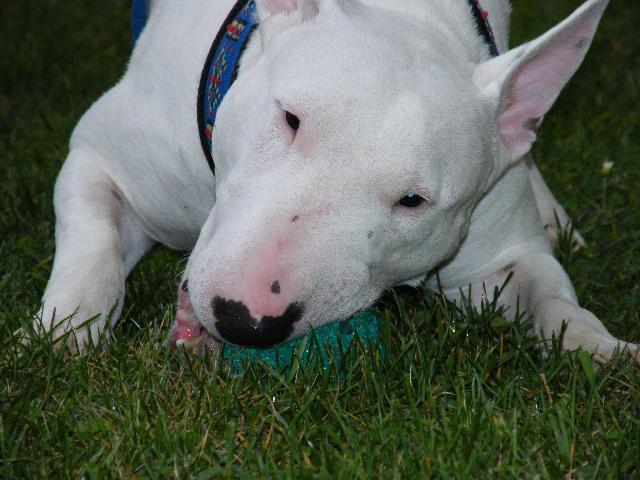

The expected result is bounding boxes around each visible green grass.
[1,0,639,478]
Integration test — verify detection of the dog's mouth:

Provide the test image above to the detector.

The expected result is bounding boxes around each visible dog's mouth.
[169,280,221,354]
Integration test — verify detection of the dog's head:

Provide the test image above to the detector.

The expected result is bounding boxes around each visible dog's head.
[185,0,608,347]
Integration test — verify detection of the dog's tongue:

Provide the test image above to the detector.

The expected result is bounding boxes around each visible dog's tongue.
[170,282,219,353]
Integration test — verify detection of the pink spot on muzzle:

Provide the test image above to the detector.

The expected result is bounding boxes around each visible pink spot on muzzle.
[214,231,303,319]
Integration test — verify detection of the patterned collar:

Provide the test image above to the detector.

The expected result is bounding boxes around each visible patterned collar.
[197,0,258,176]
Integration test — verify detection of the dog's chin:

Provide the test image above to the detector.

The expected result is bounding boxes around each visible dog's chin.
[169,283,221,354]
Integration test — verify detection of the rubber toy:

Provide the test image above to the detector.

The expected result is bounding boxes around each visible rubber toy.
[222,310,381,374]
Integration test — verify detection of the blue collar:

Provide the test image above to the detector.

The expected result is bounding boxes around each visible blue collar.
[197,0,258,175]
[132,0,257,176]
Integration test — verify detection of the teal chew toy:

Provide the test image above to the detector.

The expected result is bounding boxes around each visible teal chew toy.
[222,310,381,374]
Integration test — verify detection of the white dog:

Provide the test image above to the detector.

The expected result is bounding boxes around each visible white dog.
[33,0,638,360]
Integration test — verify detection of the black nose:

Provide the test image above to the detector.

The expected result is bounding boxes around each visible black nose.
[212,296,304,348]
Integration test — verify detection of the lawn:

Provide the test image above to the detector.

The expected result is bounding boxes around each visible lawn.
[1,0,639,478]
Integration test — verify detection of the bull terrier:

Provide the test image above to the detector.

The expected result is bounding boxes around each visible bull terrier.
[31,0,639,361]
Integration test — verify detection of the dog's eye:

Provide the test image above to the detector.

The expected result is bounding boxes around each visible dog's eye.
[285,111,300,131]
[397,192,426,208]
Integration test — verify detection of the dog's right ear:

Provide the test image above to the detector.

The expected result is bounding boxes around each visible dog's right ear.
[255,0,338,46]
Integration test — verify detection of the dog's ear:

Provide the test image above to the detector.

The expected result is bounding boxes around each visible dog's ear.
[255,0,331,46]
[256,0,320,21]
[473,0,608,161]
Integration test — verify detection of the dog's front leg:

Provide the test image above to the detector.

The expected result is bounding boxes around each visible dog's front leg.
[33,147,153,353]
[443,253,638,362]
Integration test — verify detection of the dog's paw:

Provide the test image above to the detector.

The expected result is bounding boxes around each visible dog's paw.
[536,298,638,362]
[170,281,220,355]
[30,302,114,355]
[544,220,586,252]
[622,342,640,364]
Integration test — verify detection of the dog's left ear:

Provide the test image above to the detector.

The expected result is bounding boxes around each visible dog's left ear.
[256,0,339,46]
[256,0,320,22]
[473,0,609,161]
